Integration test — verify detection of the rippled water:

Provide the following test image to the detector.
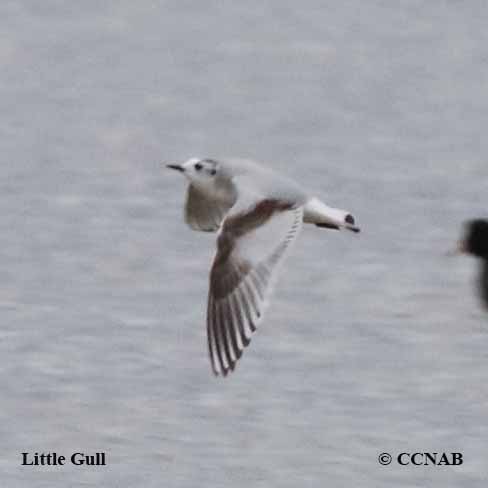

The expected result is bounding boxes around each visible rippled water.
[2,1,488,486]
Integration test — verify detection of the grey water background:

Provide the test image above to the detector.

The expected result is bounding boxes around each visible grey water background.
[2,1,488,486]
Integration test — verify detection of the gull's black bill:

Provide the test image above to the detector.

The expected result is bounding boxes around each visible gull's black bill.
[166,164,184,172]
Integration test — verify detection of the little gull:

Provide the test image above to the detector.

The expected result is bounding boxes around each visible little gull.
[167,157,360,376]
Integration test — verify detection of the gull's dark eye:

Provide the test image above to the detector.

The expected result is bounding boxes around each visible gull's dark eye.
[194,163,203,171]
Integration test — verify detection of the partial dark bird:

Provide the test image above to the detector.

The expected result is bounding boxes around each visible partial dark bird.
[458,219,488,309]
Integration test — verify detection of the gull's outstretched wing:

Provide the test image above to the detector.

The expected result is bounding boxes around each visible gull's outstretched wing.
[207,197,303,376]
[185,182,236,232]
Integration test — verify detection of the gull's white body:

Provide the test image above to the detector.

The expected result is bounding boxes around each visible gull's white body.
[167,157,359,376]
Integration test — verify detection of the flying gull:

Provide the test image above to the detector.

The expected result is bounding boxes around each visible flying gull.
[167,157,360,376]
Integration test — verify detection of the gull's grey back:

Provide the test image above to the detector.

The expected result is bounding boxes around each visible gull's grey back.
[218,158,308,206]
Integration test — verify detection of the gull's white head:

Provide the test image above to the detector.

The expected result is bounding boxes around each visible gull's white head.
[166,158,219,186]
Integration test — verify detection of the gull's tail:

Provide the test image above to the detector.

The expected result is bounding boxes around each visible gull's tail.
[303,197,360,233]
